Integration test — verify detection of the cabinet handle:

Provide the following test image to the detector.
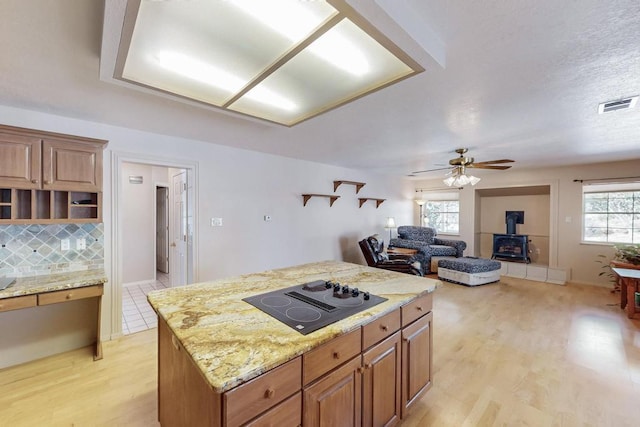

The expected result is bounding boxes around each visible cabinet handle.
[264,388,275,399]
[367,363,373,369]
[66,293,73,300]
[380,325,388,331]
[333,352,340,360]
[417,306,423,312]
[31,179,38,184]
[45,180,52,184]
[357,367,365,374]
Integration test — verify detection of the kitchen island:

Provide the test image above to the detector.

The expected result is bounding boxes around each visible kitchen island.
[147,260,439,426]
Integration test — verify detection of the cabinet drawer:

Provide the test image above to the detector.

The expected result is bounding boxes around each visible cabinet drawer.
[224,357,301,427]
[303,328,361,385]
[38,285,103,305]
[0,295,37,312]
[244,391,301,427]
[362,309,400,349]
[401,293,432,327]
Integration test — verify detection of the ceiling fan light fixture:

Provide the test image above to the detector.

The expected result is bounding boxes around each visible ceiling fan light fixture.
[443,176,456,186]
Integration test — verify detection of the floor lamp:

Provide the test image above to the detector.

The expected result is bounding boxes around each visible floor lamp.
[385,217,396,242]
[415,200,426,226]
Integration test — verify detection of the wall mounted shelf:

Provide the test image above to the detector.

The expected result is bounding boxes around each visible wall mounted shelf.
[333,180,366,194]
[358,198,386,208]
[302,194,340,207]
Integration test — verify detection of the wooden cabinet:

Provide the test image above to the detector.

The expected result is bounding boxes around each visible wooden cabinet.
[157,293,434,426]
[0,295,37,312]
[244,392,302,427]
[0,132,41,188]
[42,139,103,191]
[0,125,107,224]
[362,331,402,427]
[224,358,301,426]
[303,355,363,427]
[401,312,433,417]
[158,319,221,427]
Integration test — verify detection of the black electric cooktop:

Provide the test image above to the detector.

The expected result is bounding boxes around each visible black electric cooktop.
[243,280,387,335]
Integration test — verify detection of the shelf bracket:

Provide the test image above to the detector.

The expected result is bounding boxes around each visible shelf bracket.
[358,198,386,208]
[333,180,366,194]
[302,194,340,207]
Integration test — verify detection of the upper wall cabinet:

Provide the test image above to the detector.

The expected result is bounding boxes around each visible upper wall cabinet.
[42,139,104,192]
[0,125,106,192]
[0,125,108,224]
[0,132,42,189]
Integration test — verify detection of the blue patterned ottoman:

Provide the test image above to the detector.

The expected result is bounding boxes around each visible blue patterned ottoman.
[438,257,501,286]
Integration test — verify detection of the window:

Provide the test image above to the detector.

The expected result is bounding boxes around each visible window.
[583,185,640,243]
[424,200,459,234]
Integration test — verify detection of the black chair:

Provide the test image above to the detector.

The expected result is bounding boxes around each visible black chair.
[358,235,423,276]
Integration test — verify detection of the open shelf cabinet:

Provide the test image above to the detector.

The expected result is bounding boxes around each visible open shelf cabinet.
[0,188,101,224]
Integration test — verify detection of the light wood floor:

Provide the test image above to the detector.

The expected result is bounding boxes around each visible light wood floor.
[1,276,639,426]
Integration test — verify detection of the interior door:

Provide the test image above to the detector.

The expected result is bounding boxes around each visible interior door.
[170,171,187,287]
[156,186,169,274]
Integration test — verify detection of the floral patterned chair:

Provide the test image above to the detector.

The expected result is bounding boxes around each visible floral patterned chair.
[389,226,466,274]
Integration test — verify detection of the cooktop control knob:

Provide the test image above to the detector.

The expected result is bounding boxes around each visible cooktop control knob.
[333,283,341,292]
[325,281,333,289]
[351,288,359,297]
[341,285,350,294]
[363,292,370,300]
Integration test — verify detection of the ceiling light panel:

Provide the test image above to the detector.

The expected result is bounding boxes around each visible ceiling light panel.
[117,0,423,126]
[228,19,415,124]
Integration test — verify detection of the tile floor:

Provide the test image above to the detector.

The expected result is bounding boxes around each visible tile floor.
[122,272,169,335]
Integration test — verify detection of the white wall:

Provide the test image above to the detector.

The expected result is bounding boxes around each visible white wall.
[0,104,414,365]
[414,161,640,287]
[121,162,156,284]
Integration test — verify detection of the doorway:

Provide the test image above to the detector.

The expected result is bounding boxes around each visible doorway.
[111,153,198,338]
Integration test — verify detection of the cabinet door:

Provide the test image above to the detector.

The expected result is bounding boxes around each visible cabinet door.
[42,139,102,191]
[0,133,41,189]
[303,356,362,427]
[158,318,221,427]
[362,331,401,427]
[401,312,432,418]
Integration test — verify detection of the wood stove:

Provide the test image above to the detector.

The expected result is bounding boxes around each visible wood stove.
[492,234,530,263]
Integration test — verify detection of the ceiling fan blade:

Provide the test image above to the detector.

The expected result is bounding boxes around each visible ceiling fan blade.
[471,159,514,165]
[467,164,512,170]
[411,166,452,174]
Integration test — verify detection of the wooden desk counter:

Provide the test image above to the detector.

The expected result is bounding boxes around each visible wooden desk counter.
[0,269,107,360]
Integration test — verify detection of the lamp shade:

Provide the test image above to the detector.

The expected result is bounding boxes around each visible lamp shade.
[384,217,396,228]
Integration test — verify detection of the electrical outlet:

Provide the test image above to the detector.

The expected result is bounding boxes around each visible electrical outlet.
[76,238,86,250]
[264,215,272,221]
[210,217,223,227]
[61,239,70,251]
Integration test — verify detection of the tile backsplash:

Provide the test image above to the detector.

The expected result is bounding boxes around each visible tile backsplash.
[0,223,104,277]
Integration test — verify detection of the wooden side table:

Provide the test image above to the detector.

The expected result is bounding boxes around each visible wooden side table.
[387,247,418,256]
[612,267,640,319]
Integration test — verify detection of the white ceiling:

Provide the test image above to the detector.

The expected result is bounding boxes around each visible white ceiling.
[1,0,639,179]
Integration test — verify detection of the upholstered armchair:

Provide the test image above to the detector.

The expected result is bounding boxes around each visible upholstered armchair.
[358,235,423,276]
[389,226,466,274]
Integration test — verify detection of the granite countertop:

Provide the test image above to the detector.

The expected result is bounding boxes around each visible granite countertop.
[147,260,439,393]
[0,269,108,300]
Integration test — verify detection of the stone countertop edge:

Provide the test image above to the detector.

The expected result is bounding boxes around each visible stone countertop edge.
[147,260,440,394]
[0,269,108,299]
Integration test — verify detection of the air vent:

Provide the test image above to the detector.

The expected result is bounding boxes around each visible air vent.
[598,96,638,114]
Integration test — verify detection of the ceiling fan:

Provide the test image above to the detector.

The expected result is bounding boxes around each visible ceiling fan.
[412,148,515,174]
